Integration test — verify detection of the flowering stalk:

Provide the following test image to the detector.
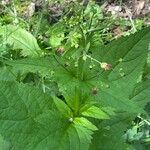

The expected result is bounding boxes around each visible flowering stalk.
[85,54,112,70]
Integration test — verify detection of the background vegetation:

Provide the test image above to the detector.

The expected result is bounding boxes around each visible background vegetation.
[0,0,150,149]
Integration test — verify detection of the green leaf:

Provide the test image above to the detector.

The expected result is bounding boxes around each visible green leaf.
[93,27,150,98]
[90,115,135,150]
[101,106,116,116]
[53,96,73,118]
[74,117,98,131]
[0,25,42,57]
[0,66,16,81]
[48,23,65,48]
[65,124,93,150]
[88,28,150,149]
[49,35,64,47]
[89,28,150,111]
[82,106,110,119]
[0,134,11,150]
[131,80,150,113]
[1,56,58,76]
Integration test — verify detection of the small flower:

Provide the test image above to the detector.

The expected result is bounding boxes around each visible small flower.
[56,47,65,54]
[89,65,93,69]
[100,62,112,70]
[92,87,98,95]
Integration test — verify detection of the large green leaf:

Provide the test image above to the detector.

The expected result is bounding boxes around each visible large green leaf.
[0,81,93,150]
[0,134,11,150]
[1,56,58,75]
[131,80,150,113]
[90,114,136,150]
[90,27,150,109]
[0,66,16,81]
[88,28,150,150]
[0,25,42,57]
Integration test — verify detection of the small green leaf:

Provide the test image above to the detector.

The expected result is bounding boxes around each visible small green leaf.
[82,106,110,119]
[49,35,64,47]
[48,23,65,48]
[53,96,73,118]
[74,117,98,131]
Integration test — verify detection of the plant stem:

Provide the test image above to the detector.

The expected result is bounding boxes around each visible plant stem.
[86,55,101,64]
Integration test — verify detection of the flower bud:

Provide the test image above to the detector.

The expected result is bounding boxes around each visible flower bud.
[92,87,98,95]
[100,62,112,70]
[56,47,65,54]
[69,118,73,122]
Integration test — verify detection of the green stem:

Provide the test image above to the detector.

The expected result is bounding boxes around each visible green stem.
[86,55,101,64]
[74,87,80,117]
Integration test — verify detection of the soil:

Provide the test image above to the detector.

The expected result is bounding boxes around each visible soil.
[102,0,150,24]
[1,0,149,25]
